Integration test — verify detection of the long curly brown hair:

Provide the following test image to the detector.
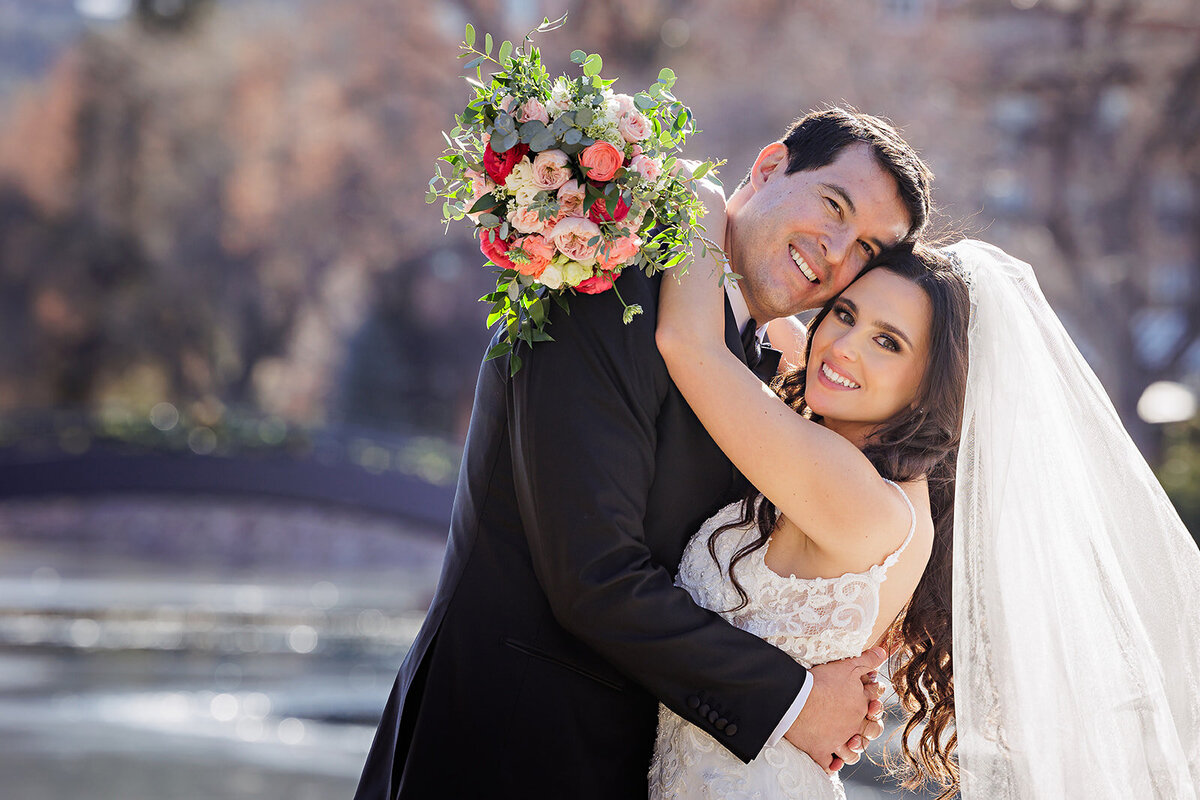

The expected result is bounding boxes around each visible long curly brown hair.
[710,244,970,797]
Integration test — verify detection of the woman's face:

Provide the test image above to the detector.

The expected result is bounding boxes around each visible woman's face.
[804,268,932,446]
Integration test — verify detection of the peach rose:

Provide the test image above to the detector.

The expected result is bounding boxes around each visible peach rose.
[579,141,623,182]
[629,154,662,183]
[512,235,554,278]
[508,204,552,236]
[517,97,550,125]
[548,217,601,266]
[531,150,572,191]
[595,233,642,270]
[556,180,587,218]
[617,110,652,143]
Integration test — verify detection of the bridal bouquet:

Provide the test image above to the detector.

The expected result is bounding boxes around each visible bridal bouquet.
[427,14,720,373]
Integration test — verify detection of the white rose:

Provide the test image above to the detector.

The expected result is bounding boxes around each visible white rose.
[504,159,539,206]
[561,259,594,287]
[539,261,566,289]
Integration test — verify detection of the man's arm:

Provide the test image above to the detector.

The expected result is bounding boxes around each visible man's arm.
[508,272,806,762]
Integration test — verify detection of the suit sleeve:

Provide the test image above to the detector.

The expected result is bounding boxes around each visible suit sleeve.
[508,272,809,762]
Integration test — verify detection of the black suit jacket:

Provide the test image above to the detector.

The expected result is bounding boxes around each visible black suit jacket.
[353,267,807,799]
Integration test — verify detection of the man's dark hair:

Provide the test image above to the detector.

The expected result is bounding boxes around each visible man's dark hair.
[744,106,934,242]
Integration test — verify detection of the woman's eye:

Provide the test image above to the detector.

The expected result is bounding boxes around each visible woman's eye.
[876,335,899,352]
[835,308,854,324]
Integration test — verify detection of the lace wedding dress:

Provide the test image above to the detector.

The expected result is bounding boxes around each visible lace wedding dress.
[649,481,915,799]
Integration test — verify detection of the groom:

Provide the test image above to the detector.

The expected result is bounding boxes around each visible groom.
[355,108,933,799]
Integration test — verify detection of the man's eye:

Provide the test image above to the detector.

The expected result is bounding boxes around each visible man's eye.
[859,241,874,258]
[825,197,843,217]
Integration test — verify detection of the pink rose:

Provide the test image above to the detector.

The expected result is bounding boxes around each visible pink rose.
[617,110,652,143]
[611,93,637,116]
[517,97,550,125]
[484,141,530,184]
[596,233,642,270]
[548,216,601,265]
[588,193,630,225]
[508,204,552,236]
[479,228,516,269]
[576,270,621,294]
[512,235,554,278]
[556,180,587,218]
[629,154,662,183]
[531,150,573,191]
[579,141,623,182]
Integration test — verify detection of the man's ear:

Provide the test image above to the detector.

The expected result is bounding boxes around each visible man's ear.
[749,142,789,191]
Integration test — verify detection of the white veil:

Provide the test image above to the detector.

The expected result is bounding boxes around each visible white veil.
[946,240,1200,798]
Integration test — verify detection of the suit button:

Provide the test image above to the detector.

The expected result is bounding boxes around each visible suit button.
[714,718,728,730]
[698,704,710,716]
[724,724,738,736]
[708,710,719,723]
[687,696,700,709]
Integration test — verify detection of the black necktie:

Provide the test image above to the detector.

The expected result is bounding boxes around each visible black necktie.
[741,319,762,369]
[742,318,782,382]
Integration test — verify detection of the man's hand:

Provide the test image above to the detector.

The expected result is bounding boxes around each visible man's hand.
[783,646,889,773]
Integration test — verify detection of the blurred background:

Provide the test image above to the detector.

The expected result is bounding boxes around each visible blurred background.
[0,0,1196,797]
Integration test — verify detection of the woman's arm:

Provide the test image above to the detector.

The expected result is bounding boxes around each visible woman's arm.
[765,315,807,373]
[655,199,910,567]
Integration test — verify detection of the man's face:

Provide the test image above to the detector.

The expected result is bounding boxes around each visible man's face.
[727,142,911,321]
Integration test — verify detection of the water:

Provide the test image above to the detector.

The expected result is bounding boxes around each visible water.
[0,496,934,799]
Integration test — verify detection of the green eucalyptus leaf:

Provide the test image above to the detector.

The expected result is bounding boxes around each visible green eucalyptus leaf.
[570,49,586,64]
[583,54,603,77]
[529,128,557,151]
[574,107,593,128]
[464,55,486,71]
[690,162,710,180]
[508,352,523,376]
[464,23,475,47]
[478,212,500,227]
[498,40,513,64]
[485,33,493,55]
[494,131,519,152]
[634,93,656,110]
[563,127,582,145]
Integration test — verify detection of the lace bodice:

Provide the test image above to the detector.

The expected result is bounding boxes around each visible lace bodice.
[680,484,915,669]
[649,481,916,799]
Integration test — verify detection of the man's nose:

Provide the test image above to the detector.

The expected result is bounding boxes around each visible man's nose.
[822,228,857,269]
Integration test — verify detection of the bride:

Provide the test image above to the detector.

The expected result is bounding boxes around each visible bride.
[651,199,1200,796]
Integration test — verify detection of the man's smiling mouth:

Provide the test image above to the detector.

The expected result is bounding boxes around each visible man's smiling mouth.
[790,245,819,284]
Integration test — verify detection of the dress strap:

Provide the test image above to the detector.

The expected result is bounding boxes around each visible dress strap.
[878,479,917,572]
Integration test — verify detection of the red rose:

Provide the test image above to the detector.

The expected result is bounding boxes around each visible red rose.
[576,270,621,294]
[588,194,630,224]
[483,142,530,184]
[480,228,516,269]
